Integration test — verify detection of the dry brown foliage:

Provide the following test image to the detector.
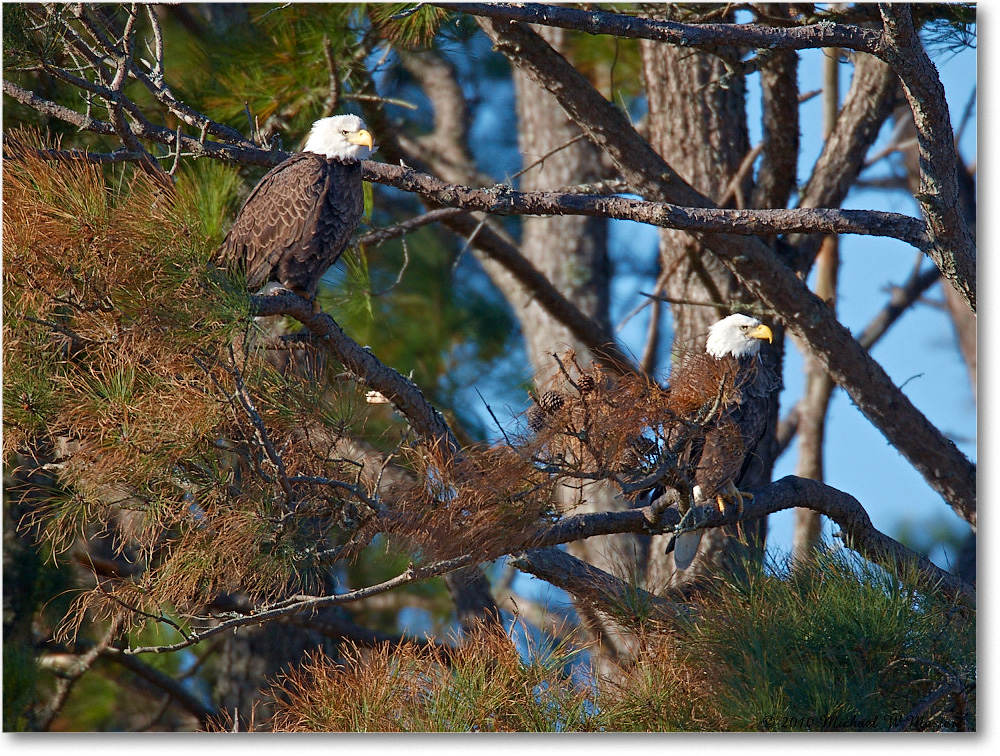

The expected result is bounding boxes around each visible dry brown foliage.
[5,134,753,644]
[267,620,595,732]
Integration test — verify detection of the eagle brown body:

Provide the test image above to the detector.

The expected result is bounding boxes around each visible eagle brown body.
[661,314,779,569]
[215,114,374,300]
[216,154,364,298]
[668,348,778,503]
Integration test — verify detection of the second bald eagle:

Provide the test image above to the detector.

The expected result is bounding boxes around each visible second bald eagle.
[216,114,375,299]
[665,313,779,569]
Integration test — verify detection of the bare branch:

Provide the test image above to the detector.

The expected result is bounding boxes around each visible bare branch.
[122,553,480,655]
[363,162,932,250]
[357,207,465,249]
[857,264,942,350]
[436,2,883,53]
[3,78,116,137]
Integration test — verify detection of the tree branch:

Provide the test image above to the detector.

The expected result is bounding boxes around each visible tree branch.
[876,4,976,312]
[114,472,972,657]
[122,553,479,655]
[436,3,883,53]
[362,162,931,250]
[509,546,684,622]
[520,476,972,605]
[251,291,461,457]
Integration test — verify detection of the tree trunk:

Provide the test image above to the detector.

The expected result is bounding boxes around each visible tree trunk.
[509,26,645,666]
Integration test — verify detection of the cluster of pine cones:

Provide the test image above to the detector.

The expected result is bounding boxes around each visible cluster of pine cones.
[525,370,598,433]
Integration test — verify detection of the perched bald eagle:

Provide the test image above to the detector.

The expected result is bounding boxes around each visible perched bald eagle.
[663,313,778,569]
[216,114,375,299]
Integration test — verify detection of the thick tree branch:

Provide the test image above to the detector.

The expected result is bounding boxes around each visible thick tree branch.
[776,260,941,460]
[509,547,683,621]
[436,3,883,53]
[475,15,976,528]
[519,476,972,605]
[363,162,931,250]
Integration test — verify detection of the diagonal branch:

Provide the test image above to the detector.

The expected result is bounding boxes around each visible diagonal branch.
[876,4,976,312]
[251,291,461,457]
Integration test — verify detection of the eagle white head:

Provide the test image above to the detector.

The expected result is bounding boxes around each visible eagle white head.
[303,114,375,161]
[706,314,774,359]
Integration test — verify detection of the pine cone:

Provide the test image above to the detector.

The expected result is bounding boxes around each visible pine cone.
[526,404,547,433]
[576,372,596,394]
[539,390,565,414]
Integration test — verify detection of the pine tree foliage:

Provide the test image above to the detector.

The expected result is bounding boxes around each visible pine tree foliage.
[262,555,972,732]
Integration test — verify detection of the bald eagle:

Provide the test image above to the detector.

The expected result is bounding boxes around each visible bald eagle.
[663,313,778,569]
[216,114,375,299]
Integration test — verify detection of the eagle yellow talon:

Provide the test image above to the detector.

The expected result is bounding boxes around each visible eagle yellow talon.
[716,482,752,517]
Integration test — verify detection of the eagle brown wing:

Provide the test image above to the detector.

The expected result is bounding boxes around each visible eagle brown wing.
[216,154,364,298]
[666,351,777,499]
[694,354,778,498]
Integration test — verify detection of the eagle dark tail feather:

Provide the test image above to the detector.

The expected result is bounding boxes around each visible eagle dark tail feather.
[669,531,703,570]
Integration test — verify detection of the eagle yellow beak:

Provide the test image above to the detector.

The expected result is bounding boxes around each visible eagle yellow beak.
[750,324,774,343]
[347,129,375,150]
